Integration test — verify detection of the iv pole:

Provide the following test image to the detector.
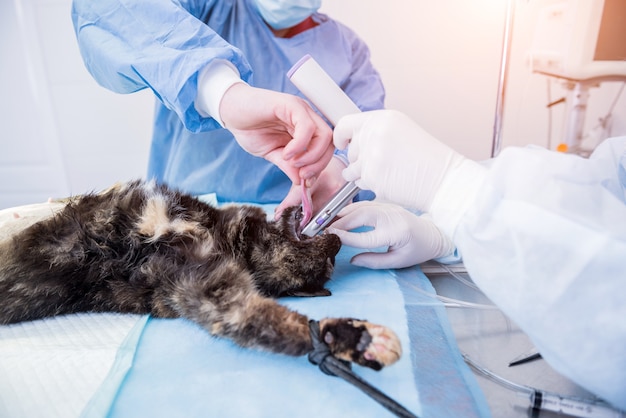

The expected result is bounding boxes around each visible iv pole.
[491,0,516,157]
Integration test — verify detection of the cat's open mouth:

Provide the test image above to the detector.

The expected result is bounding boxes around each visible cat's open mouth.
[284,205,330,243]
[294,207,307,240]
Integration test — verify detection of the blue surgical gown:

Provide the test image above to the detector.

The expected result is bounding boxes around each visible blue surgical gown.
[71,0,384,203]
[451,137,626,409]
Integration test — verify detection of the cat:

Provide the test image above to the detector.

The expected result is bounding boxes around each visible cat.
[0,180,401,370]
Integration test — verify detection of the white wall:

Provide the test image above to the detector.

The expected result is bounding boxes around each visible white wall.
[1,0,153,210]
[2,0,624,209]
[321,0,626,158]
[322,0,507,160]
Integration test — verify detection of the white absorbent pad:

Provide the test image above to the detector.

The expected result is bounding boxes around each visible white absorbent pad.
[0,313,142,418]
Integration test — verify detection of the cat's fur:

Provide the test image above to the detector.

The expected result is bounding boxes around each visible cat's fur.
[0,180,400,370]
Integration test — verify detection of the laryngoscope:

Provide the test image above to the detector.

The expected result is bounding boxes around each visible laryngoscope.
[287,54,362,237]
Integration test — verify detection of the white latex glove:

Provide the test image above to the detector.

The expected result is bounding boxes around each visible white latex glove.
[326,201,455,269]
[333,109,465,212]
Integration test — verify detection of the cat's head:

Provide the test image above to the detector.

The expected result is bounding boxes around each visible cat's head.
[247,205,342,298]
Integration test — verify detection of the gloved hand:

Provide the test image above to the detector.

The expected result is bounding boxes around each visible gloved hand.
[326,201,455,269]
[333,109,465,212]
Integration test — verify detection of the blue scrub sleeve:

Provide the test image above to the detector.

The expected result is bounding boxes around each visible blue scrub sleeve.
[71,0,253,133]
[337,22,385,113]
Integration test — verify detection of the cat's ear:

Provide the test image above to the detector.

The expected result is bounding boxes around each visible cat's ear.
[287,288,331,297]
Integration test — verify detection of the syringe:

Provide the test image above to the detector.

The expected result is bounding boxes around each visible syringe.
[523,390,624,418]
[463,353,625,418]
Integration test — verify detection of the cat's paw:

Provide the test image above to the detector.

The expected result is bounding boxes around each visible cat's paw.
[319,318,401,370]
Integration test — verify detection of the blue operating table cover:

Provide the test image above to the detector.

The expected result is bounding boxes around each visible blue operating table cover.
[81,203,489,418]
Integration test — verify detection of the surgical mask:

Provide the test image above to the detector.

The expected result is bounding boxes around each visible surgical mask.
[253,0,322,30]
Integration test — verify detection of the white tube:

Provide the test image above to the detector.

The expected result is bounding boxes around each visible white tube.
[287,54,361,126]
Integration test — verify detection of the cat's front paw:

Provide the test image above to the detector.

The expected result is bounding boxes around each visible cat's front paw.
[319,318,401,370]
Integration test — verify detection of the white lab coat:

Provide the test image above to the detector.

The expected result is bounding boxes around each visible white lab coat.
[451,137,626,409]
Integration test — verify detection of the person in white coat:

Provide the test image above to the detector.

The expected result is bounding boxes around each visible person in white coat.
[327,109,626,411]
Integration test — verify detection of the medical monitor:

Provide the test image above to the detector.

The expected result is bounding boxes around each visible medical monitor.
[529,0,626,81]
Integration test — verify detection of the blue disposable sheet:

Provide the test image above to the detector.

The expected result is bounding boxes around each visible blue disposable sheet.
[81,203,490,418]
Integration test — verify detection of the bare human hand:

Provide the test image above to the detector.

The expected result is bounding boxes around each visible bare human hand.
[220,83,334,186]
[274,157,347,220]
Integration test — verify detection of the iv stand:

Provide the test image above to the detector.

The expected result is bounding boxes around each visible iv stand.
[555,75,626,156]
[491,0,515,157]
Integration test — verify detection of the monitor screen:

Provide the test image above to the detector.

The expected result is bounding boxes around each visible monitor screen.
[594,0,626,61]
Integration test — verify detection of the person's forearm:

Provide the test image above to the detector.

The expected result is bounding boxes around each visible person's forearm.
[71,0,251,119]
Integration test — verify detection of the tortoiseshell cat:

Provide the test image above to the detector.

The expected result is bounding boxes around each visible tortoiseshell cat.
[0,180,400,370]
